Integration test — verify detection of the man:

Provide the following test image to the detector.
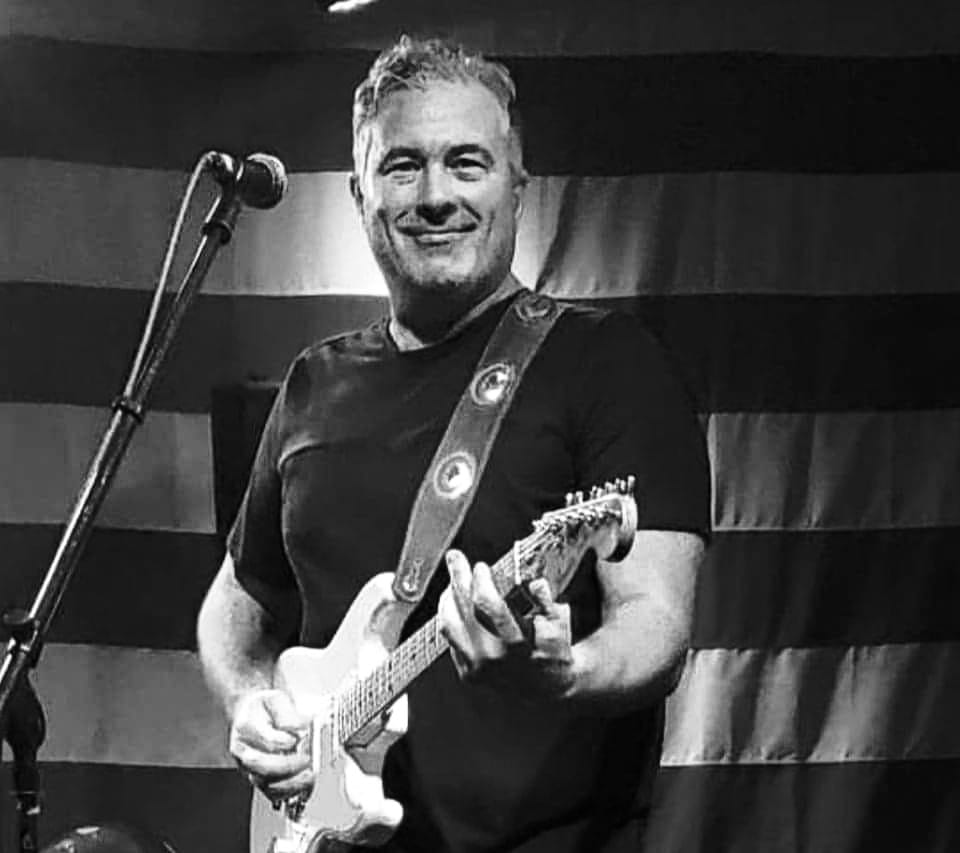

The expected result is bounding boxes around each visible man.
[197,36,710,852]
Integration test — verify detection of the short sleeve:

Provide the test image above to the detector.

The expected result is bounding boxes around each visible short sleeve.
[226,382,301,633]
[573,312,711,540]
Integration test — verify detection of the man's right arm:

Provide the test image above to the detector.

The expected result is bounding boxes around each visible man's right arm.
[197,553,313,799]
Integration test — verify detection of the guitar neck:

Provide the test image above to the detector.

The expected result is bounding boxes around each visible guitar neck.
[334,482,634,743]
[336,547,520,743]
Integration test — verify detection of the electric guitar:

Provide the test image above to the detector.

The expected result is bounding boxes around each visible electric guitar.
[250,478,638,853]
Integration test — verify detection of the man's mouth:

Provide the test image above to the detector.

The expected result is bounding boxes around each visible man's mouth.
[404,227,474,246]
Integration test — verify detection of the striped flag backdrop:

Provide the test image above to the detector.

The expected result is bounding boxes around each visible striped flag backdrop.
[2,1,960,850]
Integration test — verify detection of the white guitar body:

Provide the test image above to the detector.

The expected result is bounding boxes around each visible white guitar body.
[250,572,413,853]
[249,481,638,853]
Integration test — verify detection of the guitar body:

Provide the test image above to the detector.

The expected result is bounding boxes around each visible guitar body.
[247,482,638,853]
[250,572,412,853]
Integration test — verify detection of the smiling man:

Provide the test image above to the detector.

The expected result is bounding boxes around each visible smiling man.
[198,36,711,853]
[351,54,526,345]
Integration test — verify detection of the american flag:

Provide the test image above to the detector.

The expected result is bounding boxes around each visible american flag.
[2,1,959,850]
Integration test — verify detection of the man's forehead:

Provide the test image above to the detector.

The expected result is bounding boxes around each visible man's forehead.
[370,80,509,149]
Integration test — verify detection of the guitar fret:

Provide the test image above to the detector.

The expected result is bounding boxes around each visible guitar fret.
[338,517,594,742]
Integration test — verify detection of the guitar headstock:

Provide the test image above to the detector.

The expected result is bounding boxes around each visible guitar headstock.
[506,476,638,601]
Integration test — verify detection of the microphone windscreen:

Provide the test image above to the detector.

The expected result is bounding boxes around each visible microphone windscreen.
[239,153,287,209]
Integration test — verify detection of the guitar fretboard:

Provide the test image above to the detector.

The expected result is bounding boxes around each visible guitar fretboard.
[335,546,522,742]
[331,486,629,744]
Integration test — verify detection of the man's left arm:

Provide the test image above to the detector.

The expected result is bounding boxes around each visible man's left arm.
[564,528,703,712]
[439,527,704,712]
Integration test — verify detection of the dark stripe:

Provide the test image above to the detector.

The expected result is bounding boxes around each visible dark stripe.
[0,763,248,853]
[2,524,958,651]
[10,0,960,57]
[0,283,387,414]
[696,529,960,649]
[3,760,958,853]
[4,283,960,413]
[2,38,960,173]
[592,293,960,413]
[0,525,222,650]
[649,760,960,853]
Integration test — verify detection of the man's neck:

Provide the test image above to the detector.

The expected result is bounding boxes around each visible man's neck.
[388,275,523,352]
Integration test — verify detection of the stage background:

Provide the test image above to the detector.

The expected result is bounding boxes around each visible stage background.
[2,1,960,850]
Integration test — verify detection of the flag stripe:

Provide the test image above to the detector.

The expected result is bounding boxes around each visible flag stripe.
[0,161,388,297]
[4,283,960,414]
[708,410,960,531]
[6,759,959,853]
[648,760,960,853]
[0,284,388,414]
[8,0,960,56]
[6,160,960,298]
[696,529,960,649]
[663,644,960,766]
[4,405,960,533]
[28,642,960,768]
[602,295,960,413]
[0,525,221,650]
[0,763,249,853]
[3,39,960,173]
[0,403,215,533]
[3,526,959,652]
[35,644,230,768]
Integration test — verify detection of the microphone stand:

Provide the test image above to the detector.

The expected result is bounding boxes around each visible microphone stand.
[0,181,247,853]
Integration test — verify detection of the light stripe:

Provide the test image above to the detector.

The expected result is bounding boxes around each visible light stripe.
[0,159,386,296]
[533,173,960,298]
[6,0,960,55]
[5,159,960,296]
[4,406,960,533]
[0,403,215,533]
[663,643,960,766]
[709,410,960,531]
[32,641,960,768]
[34,643,231,768]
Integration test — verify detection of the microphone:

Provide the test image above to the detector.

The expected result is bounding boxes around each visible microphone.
[202,151,288,209]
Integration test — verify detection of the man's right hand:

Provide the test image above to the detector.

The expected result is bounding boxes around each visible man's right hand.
[229,688,314,801]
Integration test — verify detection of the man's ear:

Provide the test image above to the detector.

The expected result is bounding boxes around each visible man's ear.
[512,178,526,223]
[349,173,363,214]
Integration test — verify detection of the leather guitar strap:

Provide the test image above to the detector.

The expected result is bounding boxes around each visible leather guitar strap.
[392,290,568,604]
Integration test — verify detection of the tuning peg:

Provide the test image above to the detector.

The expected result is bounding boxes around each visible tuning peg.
[565,492,574,507]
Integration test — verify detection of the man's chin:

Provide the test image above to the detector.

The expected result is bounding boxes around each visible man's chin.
[403,266,480,293]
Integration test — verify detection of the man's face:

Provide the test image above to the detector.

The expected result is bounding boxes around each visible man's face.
[352,80,523,309]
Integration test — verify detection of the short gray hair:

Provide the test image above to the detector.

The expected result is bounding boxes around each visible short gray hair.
[352,35,526,182]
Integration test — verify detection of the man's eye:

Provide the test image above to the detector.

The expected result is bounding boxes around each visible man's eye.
[384,161,418,176]
[452,159,487,175]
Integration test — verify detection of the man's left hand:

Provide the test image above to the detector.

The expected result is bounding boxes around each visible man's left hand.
[438,549,576,698]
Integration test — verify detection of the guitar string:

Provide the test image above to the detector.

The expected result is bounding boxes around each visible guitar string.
[337,503,618,740]
[336,525,558,740]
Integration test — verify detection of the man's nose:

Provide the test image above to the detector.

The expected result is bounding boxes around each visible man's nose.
[415,164,457,223]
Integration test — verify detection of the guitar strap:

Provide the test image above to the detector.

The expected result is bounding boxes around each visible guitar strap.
[392,289,568,604]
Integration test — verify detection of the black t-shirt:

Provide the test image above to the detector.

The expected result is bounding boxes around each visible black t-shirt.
[228,293,710,852]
